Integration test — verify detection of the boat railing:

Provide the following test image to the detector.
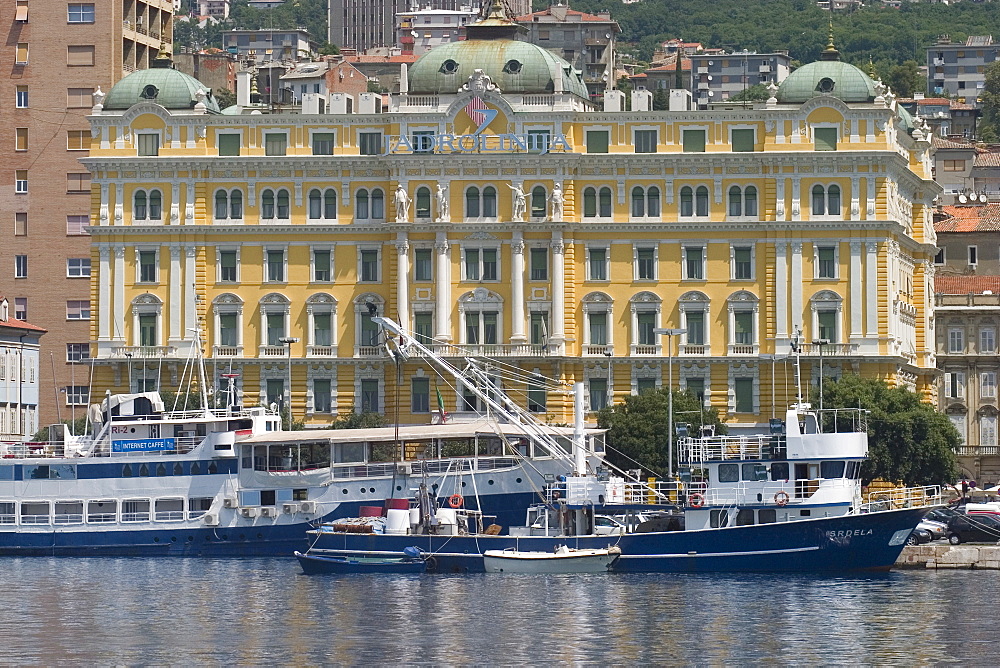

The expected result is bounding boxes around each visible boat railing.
[860,485,943,512]
[679,435,773,462]
[329,456,525,480]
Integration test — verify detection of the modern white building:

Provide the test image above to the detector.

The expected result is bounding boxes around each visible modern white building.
[0,298,46,441]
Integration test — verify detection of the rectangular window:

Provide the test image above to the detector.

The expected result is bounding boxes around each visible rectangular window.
[15,128,27,151]
[265,313,284,346]
[589,312,607,346]
[360,379,379,413]
[14,255,27,279]
[67,4,95,22]
[945,372,965,399]
[361,250,379,282]
[585,130,609,154]
[411,377,430,413]
[527,383,546,412]
[731,128,755,152]
[313,380,332,413]
[359,132,382,155]
[817,310,837,343]
[530,248,548,281]
[686,312,705,345]
[684,247,704,280]
[411,130,434,154]
[67,215,89,235]
[311,312,331,347]
[814,127,837,151]
[637,312,656,345]
[588,247,607,281]
[266,250,285,282]
[682,129,706,152]
[217,134,240,156]
[67,173,90,193]
[219,250,238,282]
[733,246,753,279]
[969,246,978,266]
[982,372,997,399]
[734,312,754,345]
[414,312,433,344]
[634,129,657,153]
[589,378,608,411]
[65,386,89,405]
[15,86,27,108]
[414,249,432,281]
[15,170,27,194]
[524,312,544,346]
[14,298,27,320]
[949,328,965,353]
[942,160,966,171]
[138,251,157,282]
[311,132,334,155]
[218,313,238,346]
[982,328,997,354]
[934,248,945,265]
[137,134,159,156]
[264,132,287,156]
[734,377,754,413]
[15,43,28,65]
[313,249,331,282]
[15,213,27,236]
[817,246,836,278]
[686,377,706,402]
[66,258,91,277]
[138,314,157,346]
[527,129,550,153]
[66,300,90,320]
[266,379,284,408]
[636,248,656,280]
[67,88,94,108]
[67,130,90,150]
[66,343,90,362]
[67,45,95,66]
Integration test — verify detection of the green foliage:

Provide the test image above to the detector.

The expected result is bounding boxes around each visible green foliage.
[318,42,340,56]
[885,60,924,98]
[980,61,1000,141]
[730,83,769,102]
[214,87,236,109]
[328,411,387,430]
[31,416,89,442]
[597,389,727,476]
[652,88,669,110]
[227,0,329,50]
[817,376,959,486]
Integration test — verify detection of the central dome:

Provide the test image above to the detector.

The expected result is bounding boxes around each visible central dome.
[776,41,876,104]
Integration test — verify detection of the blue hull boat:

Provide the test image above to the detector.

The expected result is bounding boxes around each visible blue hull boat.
[295,550,426,574]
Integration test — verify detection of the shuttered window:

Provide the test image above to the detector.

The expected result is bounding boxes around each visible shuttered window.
[815,127,837,151]
[67,45,95,66]
[67,130,90,150]
[67,88,94,108]
[218,134,240,156]
[732,129,755,152]
[15,43,28,64]
[67,173,91,193]
[682,129,706,152]
[585,130,609,154]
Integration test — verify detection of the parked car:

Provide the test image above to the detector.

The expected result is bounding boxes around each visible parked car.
[906,528,933,545]
[594,515,625,536]
[946,514,1000,544]
[917,519,947,541]
[925,507,962,524]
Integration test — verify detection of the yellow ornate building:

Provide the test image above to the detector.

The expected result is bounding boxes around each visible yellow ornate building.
[82,19,940,430]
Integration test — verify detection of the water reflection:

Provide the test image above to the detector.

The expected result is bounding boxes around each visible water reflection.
[0,560,992,664]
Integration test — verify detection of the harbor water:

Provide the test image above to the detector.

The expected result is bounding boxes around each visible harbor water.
[1,557,989,664]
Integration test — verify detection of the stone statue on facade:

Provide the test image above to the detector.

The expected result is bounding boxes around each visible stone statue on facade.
[508,182,526,221]
[394,184,410,223]
[549,183,564,221]
[435,183,450,222]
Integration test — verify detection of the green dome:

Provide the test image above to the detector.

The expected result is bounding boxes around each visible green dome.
[104,62,220,113]
[776,57,876,104]
[408,39,589,99]
[896,104,915,134]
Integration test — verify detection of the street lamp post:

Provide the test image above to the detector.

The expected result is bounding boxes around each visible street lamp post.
[812,338,829,416]
[654,327,686,477]
[278,336,299,429]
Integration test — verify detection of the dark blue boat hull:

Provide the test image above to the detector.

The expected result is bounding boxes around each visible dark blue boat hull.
[295,551,426,574]
[309,508,928,573]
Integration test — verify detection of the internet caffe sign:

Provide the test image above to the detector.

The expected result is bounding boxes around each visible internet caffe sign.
[382,96,571,156]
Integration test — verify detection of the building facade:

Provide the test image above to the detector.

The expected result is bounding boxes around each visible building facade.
[397,6,479,56]
[927,35,998,102]
[81,18,940,432]
[0,298,46,441]
[0,0,170,429]
[689,51,791,109]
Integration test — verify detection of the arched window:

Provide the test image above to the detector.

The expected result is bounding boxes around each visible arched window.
[584,187,597,218]
[415,186,431,219]
[531,186,547,218]
[371,188,384,220]
[483,186,497,217]
[133,189,162,222]
[728,186,743,217]
[355,188,383,221]
[466,186,480,218]
[134,190,147,220]
[744,186,757,217]
[356,189,369,219]
[728,186,758,218]
[647,186,660,218]
[276,189,289,219]
[680,187,693,217]
[309,188,337,220]
[632,186,645,218]
[464,186,497,219]
[632,186,661,219]
[695,186,709,217]
[215,189,243,220]
[261,189,275,219]
[812,184,841,217]
[599,187,612,218]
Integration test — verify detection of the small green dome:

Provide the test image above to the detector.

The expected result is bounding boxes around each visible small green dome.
[104,59,220,113]
[408,39,588,99]
[776,54,876,104]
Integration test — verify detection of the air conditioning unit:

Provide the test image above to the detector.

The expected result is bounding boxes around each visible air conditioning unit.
[282,503,300,515]
[299,501,318,514]
[261,506,279,518]
[396,463,412,476]
[223,497,239,509]
[202,512,219,526]
[241,507,259,518]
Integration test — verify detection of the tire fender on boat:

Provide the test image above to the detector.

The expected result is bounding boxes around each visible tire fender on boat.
[689,493,705,508]
[448,494,464,508]
[774,491,790,507]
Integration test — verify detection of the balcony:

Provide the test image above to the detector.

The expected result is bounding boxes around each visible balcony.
[796,342,858,356]
[426,343,551,357]
[259,345,288,357]
[357,345,383,358]
[110,346,176,359]
[213,345,243,358]
[583,344,613,356]
[631,343,661,356]
[728,344,759,356]
[697,66,708,74]
[679,344,709,356]
[759,65,772,73]
[307,345,335,357]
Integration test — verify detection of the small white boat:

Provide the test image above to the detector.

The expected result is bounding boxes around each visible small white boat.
[483,545,621,574]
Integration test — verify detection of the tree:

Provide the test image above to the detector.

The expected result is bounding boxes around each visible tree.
[886,60,924,99]
[652,88,669,110]
[817,375,959,486]
[214,87,236,110]
[730,83,769,102]
[328,411,387,430]
[597,388,727,476]
[980,61,1000,141]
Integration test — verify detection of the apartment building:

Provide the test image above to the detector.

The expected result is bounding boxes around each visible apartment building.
[927,35,999,102]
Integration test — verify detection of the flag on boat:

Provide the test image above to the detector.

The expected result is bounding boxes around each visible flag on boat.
[436,387,448,424]
[464,96,487,129]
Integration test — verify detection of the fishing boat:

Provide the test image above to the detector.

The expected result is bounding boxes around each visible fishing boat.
[483,545,620,574]
[295,546,426,574]
[305,317,941,573]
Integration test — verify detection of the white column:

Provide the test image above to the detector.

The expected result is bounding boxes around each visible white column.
[865,241,878,338]
[790,242,803,334]
[774,242,787,339]
[510,232,526,343]
[113,246,125,341]
[550,232,566,352]
[184,246,197,340]
[850,241,863,339]
[99,247,111,340]
[396,233,410,331]
[169,246,182,343]
[434,232,451,343]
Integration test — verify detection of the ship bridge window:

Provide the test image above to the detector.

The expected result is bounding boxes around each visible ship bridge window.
[709,509,729,528]
[769,462,790,481]
[294,488,308,501]
[0,502,14,524]
[718,463,739,482]
[87,500,116,523]
[241,490,261,506]
[334,442,365,464]
[735,509,755,526]
[758,509,776,524]
[54,501,84,525]
[0,467,12,481]
[820,461,846,478]
[261,490,276,506]
[21,502,50,524]
[742,463,768,481]
[846,461,861,479]
[122,499,150,522]
[24,464,76,480]
[188,498,212,519]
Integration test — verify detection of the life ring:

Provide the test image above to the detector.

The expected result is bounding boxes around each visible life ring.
[448,494,464,508]
[774,491,790,507]
[689,493,705,508]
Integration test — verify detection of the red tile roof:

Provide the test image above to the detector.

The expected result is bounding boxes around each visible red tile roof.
[916,98,950,105]
[517,8,613,21]
[636,58,692,74]
[932,136,976,149]
[0,298,46,334]
[935,275,1000,295]
[974,152,1000,167]
[936,203,1000,232]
